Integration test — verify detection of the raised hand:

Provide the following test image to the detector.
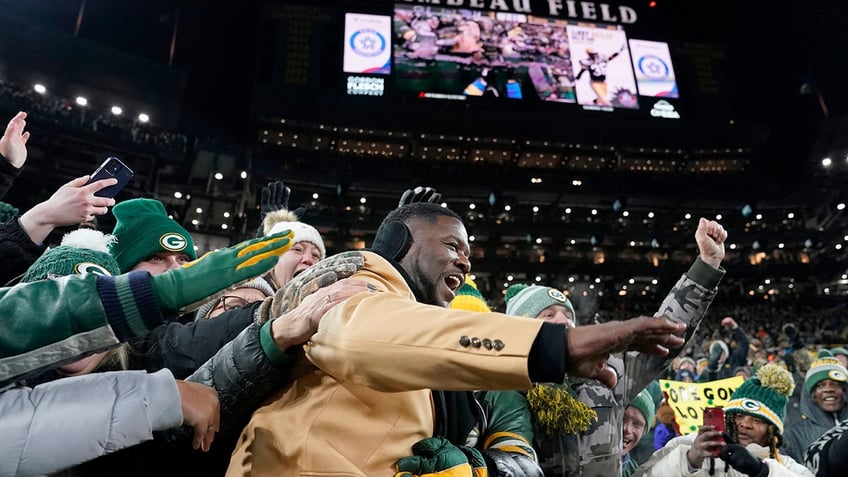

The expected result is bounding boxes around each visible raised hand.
[398,186,442,208]
[0,111,30,169]
[259,180,291,222]
[695,217,727,269]
[686,425,725,469]
[18,175,118,244]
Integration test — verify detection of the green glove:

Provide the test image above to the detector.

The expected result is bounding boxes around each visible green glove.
[395,436,488,477]
[255,250,365,323]
[151,230,293,315]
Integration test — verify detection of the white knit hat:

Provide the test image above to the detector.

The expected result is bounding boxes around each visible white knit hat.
[263,209,325,260]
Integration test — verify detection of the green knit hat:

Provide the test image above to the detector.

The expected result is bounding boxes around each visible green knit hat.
[629,388,656,428]
[804,349,848,395]
[505,283,575,320]
[450,276,490,313]
[724,364,795,434]
[830,347,848,360]
[23,229,120,282]
[110,198,196,272]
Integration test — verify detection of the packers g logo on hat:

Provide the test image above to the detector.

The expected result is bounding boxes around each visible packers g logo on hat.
[829,369,848,382]
[160,233,188,251]
[547,288,567,302]
[741,399,761,412]
[75,262,113,276]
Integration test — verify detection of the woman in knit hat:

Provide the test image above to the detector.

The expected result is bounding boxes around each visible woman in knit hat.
[781,349,848,461]
[503,216,728,477]
[636,364,813,477]
[261,209,326,290]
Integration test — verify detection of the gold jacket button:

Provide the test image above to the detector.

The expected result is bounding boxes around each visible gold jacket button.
[493,339,505,351]
[482,338,493,350]
[471,337,482,348]
[459,336,471,347]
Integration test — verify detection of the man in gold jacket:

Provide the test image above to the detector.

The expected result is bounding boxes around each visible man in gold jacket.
[227,203,688,476]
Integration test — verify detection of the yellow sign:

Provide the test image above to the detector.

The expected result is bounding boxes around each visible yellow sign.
[658,376,744,435]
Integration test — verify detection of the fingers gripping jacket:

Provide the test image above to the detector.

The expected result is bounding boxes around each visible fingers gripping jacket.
[255,251,365,323]
[150,230,294,315]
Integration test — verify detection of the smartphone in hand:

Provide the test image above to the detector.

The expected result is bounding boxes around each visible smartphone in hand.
[703,407,725,453]
[87,156,134,198]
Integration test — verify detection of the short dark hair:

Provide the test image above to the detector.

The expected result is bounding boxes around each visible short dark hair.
[379,202,462,229]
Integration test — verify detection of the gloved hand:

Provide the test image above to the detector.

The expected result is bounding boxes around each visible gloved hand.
[485,449,543,477]
[718,436,767,477]
[151,230,294,315]
[260,180,290,221]
[256,180,292,237]
[257,251,365,323]
[395,437,487,477]
[398,186,442,208]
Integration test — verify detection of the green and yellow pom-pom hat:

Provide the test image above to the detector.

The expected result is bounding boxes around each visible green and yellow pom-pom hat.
[23,228,121,282]
[804,349,848,395]
[450,276,491,313]
[724,363,794,434]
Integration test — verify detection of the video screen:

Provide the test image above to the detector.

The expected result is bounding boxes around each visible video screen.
[344,13,392,75]
[628,39,679,98]
[391,4,640,111]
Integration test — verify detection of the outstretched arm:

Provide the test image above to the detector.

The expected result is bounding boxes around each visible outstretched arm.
[18,176,118,245]
[621,217,727,396]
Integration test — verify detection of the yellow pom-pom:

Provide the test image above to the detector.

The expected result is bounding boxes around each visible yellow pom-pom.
[526,383,597,437]
[756,363,795,397]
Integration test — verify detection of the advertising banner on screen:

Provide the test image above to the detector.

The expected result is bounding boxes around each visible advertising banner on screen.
[344,13,392,75]
[659,376,744,435]
[629,39,678,98]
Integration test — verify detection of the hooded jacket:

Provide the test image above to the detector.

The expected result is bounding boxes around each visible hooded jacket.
[782,381,848,461]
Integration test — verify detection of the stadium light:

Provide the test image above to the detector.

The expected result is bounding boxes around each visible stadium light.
[111,106,123,116]
[75,96,88,106]
[138,113,150,123]
[33,84,47,94]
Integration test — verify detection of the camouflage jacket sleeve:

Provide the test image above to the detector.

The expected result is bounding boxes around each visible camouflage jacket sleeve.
[620,258,724,403]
